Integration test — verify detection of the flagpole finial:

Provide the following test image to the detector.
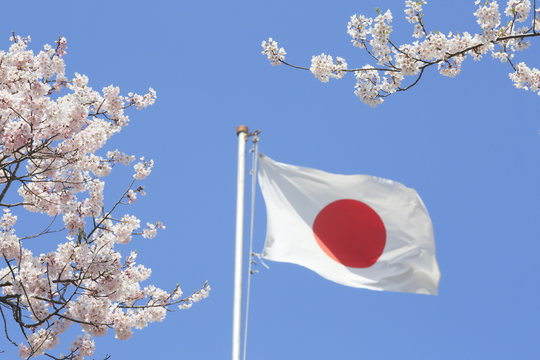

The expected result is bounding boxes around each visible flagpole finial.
[236,125,249,135]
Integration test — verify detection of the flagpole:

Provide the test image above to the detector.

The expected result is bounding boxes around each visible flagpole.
[232,125,249,360]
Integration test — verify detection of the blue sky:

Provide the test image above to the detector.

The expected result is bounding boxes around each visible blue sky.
[3,0,540,359]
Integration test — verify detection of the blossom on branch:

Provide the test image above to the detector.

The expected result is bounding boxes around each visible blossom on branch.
[261,38,286,65]
[261,0,540,106]
[347,14,373,47]
[509,62,540,93]
[0,36,208,359]
[133,158,154,180]
[310,54,348,83]
[505,0,531,22]
[404,0,428,38]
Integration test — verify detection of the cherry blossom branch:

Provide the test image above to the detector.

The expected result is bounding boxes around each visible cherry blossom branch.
[276,32,540,75]
[86,179,136,241]
[0,36,203,360]
[261,0,540,106]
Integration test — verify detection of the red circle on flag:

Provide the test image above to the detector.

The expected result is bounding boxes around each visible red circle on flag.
[312,199,386,268]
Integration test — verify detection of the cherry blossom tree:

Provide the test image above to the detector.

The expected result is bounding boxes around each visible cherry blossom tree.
[0,35,209,359]
[261,0,540,106]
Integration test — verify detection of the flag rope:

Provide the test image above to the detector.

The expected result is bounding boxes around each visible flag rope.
[242,132,260,360]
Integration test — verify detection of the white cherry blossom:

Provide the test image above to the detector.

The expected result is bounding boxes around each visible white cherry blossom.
[261,38,286,65]
[262,0,540,106]
[309,54,348,82]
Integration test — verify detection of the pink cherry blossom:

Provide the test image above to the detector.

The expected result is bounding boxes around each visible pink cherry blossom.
[0,36,208,359]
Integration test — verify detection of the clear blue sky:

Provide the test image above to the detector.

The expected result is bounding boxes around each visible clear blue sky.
[3,0,539,359]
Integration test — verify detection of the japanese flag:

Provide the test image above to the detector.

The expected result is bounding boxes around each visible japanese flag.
[257,154,440,295]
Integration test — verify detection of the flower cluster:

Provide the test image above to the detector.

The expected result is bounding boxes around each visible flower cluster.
[262,0,540,106]
[370,10,394,64]
[505,0,531,22]
[261,38,286,65]
[133,158,154,180]
[474,1,502,42]
[509,62,540,93]
[309,54,348,82]
[0,37,208,359]
[178,282,211,310]
[404,0,427,38]
[55,36,68,57]
[347,14,373,48]
[127,88,157,110]
[0,210,20,261]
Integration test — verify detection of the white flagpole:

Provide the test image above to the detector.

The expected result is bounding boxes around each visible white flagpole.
[232,125,249,360]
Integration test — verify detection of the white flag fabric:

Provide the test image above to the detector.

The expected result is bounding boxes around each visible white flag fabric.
[257,154,440,295]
